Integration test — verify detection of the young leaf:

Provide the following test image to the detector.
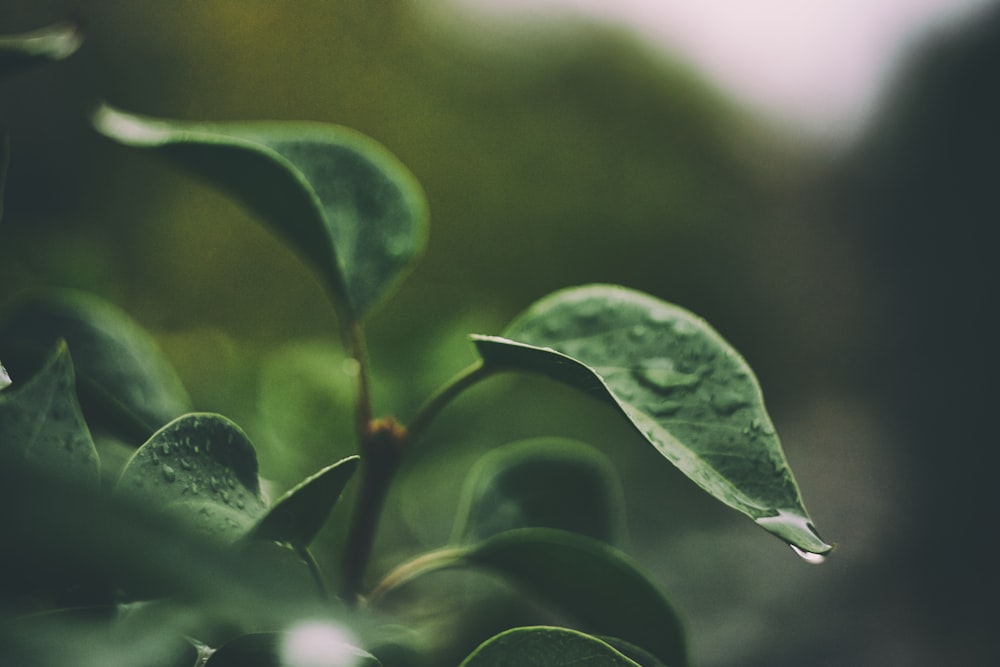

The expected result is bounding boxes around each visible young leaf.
[459,626,642,667]
[0,341,99,486]
[248,455,360,548]
[451,437,626,545]
[92,104,428,322]
[465,528,688,667]
[472,284,830,557]
[0,21,83,79]
[0,289,192,443]
[115,413,267,543]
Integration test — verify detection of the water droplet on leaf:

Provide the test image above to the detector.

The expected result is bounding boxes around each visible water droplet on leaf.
[162,465,176,483]
[790,544,827,564]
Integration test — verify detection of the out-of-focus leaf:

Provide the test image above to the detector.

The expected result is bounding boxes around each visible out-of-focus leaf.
[458,626,642,667]
[115,413,267,543]
[465,528,688,667]
[451,437,625,545]
[92,104,428,322]
[248,456,360,548]
[0,341,99,486]
[0,21,82,79]
[206,624,381,667]
[473,284,830,557]
[599,636,669,667]
[0,289,192,444]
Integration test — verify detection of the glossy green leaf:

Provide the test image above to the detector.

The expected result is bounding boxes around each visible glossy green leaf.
[92,104,428,321]
[115,413,267,543]
[0,289,192,443]
[0,21,82,79]
[206,625,381,667]
[451,438,626,545]
[473,284,830,557]
[0,341,99,486]
[598,637,669,667]
[465,528,688,667]
[459,626,642,667]
[248,455,360,548]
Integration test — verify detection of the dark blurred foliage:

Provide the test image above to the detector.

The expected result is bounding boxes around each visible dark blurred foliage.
[2,0,998,664]
[831,4,1000,664]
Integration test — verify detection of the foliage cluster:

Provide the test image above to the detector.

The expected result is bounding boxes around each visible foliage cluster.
[0,21,829,666]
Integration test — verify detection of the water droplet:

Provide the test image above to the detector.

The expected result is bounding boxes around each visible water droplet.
[654,401,683,416]
[209,476,220,492]
[710,391,749,415]
[235,498,245,510]
[220,489,230,504]
[162,465,177,483]
[633,359,700,394]
[160,443,171,456]
[671,318,698,337]
[179,457,193,470]
[192,444,200,454]
[790,545,827,564]
[190,482,199,495]
[628,324,649,342]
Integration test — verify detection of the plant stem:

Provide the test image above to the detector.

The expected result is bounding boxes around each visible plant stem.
[297,545,330,599]
[338,339,497,605]
[340,417,405,606]
[347,320,373,433]
[365,546,466,607]
[405,360,497,446]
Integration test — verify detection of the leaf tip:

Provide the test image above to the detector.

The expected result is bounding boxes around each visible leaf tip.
[755,510,832,561]
[92,103,173,146]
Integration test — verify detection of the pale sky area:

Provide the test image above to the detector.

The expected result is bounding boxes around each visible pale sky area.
[451,0,993,141]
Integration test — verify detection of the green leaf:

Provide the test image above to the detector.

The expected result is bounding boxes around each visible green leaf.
[465,528,688,667]
[0,21,83,79]
[206,625,381,667]
[0,341,99,486]
[248,455,360,548]
[0,289,192,443]
[115,413,267,543]
[459,626,642,667]
[451,437,626,545]
[472,284,830,557]
[92,104,428,321]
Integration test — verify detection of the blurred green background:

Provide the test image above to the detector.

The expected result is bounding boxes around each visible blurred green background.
[2,0,998,664]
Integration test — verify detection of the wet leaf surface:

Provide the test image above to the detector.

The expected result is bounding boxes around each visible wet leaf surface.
[0,342,99,486]
[473,284,830,556]
[115,414,267,543]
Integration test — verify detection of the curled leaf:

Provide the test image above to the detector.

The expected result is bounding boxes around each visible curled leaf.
[249,456,360,548]
[93,104,428,321]
[473,284,830,557]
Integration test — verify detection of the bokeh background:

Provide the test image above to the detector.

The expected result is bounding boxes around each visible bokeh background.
[2,0,998,664]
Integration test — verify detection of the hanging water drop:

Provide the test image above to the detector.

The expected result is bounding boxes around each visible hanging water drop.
[162,465,177,483]
[790,544,827,564]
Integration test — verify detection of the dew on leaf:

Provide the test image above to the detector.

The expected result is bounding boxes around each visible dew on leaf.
[790,544,827,564]
[162,465,177,483]
[633,360,700,394]
[711,391,750,416]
